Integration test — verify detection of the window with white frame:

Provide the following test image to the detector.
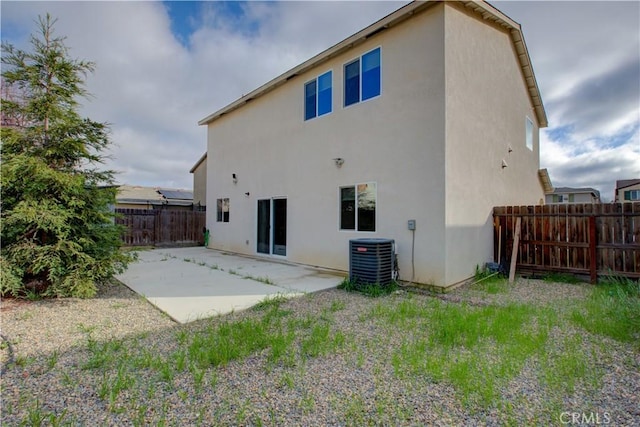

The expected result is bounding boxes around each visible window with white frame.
[304,71,332,120]
[340,183,376,232]
[525,116,534,150]
[552,194,574,203]
[344,47,381,107]
[624,190,640,201]
[216,198,229,222]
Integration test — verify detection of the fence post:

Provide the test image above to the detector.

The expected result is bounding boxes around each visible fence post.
[589,215,597,284]
[154,210,161,246]
[509,217,521,283]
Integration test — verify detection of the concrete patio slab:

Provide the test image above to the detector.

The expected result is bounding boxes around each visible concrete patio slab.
[116,247,344,323]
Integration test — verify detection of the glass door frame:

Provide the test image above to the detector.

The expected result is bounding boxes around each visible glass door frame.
[256,197,287,257]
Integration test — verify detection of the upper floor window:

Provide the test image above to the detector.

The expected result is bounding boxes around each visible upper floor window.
[525,116,534,150]
[624,190,640,201]
[344,47,381,107]
[305,71,332,120]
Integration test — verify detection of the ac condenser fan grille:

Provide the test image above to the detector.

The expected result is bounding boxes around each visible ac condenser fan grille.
[349,238,395,286]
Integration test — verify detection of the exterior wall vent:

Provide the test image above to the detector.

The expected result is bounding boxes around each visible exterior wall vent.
[349,238,395,285]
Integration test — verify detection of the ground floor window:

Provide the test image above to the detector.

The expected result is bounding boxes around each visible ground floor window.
[340,183,376,232]
[216,198,229,222]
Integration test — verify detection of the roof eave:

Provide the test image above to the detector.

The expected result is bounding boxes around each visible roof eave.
[538,168,554,193]
[190,152,208,173]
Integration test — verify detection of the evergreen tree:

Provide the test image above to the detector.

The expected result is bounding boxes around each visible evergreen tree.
[1,14,132,298]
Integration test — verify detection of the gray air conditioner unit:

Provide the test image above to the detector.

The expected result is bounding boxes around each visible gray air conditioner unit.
[349,238,395,286]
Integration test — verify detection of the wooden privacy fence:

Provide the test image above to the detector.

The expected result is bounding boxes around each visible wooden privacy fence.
[493,203,640,283]
[116,209,206,247]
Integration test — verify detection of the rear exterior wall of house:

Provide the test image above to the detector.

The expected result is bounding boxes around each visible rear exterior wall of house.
[205,2,543,288]
[206,4,448,284]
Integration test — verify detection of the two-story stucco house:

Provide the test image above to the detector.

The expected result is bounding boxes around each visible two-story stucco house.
[198,0,547,290]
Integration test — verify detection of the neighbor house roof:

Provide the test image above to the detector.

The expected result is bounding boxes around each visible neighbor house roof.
[157,189,193,201]
[117,185,193,207]
[198,0,547,128]
[615,179,640,190]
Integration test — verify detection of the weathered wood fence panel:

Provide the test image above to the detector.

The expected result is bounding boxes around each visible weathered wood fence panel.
[116,209,206,247]
[494,203,640,282]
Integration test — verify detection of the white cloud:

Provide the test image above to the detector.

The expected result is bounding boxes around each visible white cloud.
[3,1,405,189]
[2,1,205,187]
[2,0,638,199]
[540,129,640,201]
[497,1,640,201]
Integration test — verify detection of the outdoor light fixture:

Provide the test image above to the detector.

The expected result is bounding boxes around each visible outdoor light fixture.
[245,192,250,197]
[502,159,508,169]
[333,158,344,168]
[232,173,238,184]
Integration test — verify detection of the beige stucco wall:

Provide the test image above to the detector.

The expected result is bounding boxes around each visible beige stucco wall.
[442,4,544,286]
[204,2,543,288]
[206,4,448,283]
[192,158,207,207]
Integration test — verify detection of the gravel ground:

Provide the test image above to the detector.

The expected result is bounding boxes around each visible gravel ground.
[1,278,638,426]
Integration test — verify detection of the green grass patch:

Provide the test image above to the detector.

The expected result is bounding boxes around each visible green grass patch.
[76,297,351,411]
[27,277,629,424]
[543,272,584,284]
[301,323,346,358]
[329,299,346,312]
[187,318,272,369]
[469,278,510,294]
[267,329,297,367]
[82,337,127,370]
[538,334,601,395]
[571,276,640,346]
[337,277,398,297]
[376,298,579,408]
[24,400,69,426]
[471,264,509,294]
[252,294,290,311]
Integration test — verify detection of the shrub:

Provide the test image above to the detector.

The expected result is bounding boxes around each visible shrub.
[1,15,132,298]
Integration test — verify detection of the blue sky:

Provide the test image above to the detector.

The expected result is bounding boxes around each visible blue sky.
[2,1,639,201]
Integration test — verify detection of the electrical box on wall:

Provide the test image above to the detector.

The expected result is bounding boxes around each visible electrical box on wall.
[408,219,416,230]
